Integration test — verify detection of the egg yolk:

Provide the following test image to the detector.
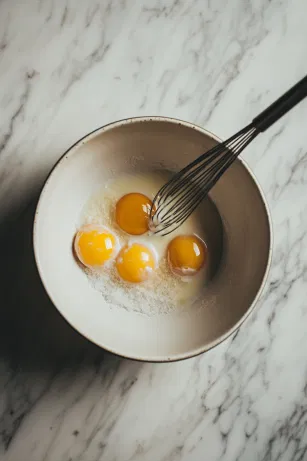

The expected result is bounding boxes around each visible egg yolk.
[74,225,117,268]
[115,193,153,235]
[167,235,207,276]
[116,243,156,283]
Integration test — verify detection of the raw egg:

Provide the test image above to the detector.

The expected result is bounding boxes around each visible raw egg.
[167,235,207,276]
[115,193,153,235]
[116,243,156,283]
[74,225,118,268]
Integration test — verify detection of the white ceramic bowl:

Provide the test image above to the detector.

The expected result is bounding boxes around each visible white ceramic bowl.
[34,117,272,362]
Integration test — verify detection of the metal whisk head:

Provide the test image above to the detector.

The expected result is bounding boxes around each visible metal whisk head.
[149,124,258,235]
[149,74,307,235]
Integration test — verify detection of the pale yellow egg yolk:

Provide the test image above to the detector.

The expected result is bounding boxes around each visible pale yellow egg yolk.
[115,193,153,235]
[167,235,207,276]
[74,225,116,268]
[116,243,156,283]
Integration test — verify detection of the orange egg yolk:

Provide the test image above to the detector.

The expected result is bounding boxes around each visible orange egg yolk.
[74,225,117,268]
[115,193,153,235]
[116,243,156,283]
[167,235,207,276]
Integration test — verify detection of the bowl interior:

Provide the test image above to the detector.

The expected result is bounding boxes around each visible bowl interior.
[34,118,271,361]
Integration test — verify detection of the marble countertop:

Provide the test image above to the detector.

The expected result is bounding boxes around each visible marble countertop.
[1,0,307,460]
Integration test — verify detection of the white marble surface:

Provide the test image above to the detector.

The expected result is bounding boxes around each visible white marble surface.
[1,0,307,459]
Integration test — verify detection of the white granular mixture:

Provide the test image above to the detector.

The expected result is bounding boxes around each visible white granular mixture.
[79,171,209,316]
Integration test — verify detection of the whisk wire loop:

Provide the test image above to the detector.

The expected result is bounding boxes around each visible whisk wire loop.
[151,126,257,235]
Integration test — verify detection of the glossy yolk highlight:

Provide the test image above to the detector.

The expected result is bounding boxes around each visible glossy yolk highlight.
[167,235,207,276]
[115,193,153,235]
[116,243,156,283]
[74,225,117,268]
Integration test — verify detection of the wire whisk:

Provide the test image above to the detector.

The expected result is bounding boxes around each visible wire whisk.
[150,75,307,235]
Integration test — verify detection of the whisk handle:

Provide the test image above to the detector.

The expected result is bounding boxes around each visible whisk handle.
[252,75,307,132]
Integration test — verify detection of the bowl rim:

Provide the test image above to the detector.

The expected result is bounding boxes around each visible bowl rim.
[33,116,273,363]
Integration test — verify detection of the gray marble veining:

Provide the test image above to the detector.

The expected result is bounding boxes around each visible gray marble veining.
[1,0,307,460]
